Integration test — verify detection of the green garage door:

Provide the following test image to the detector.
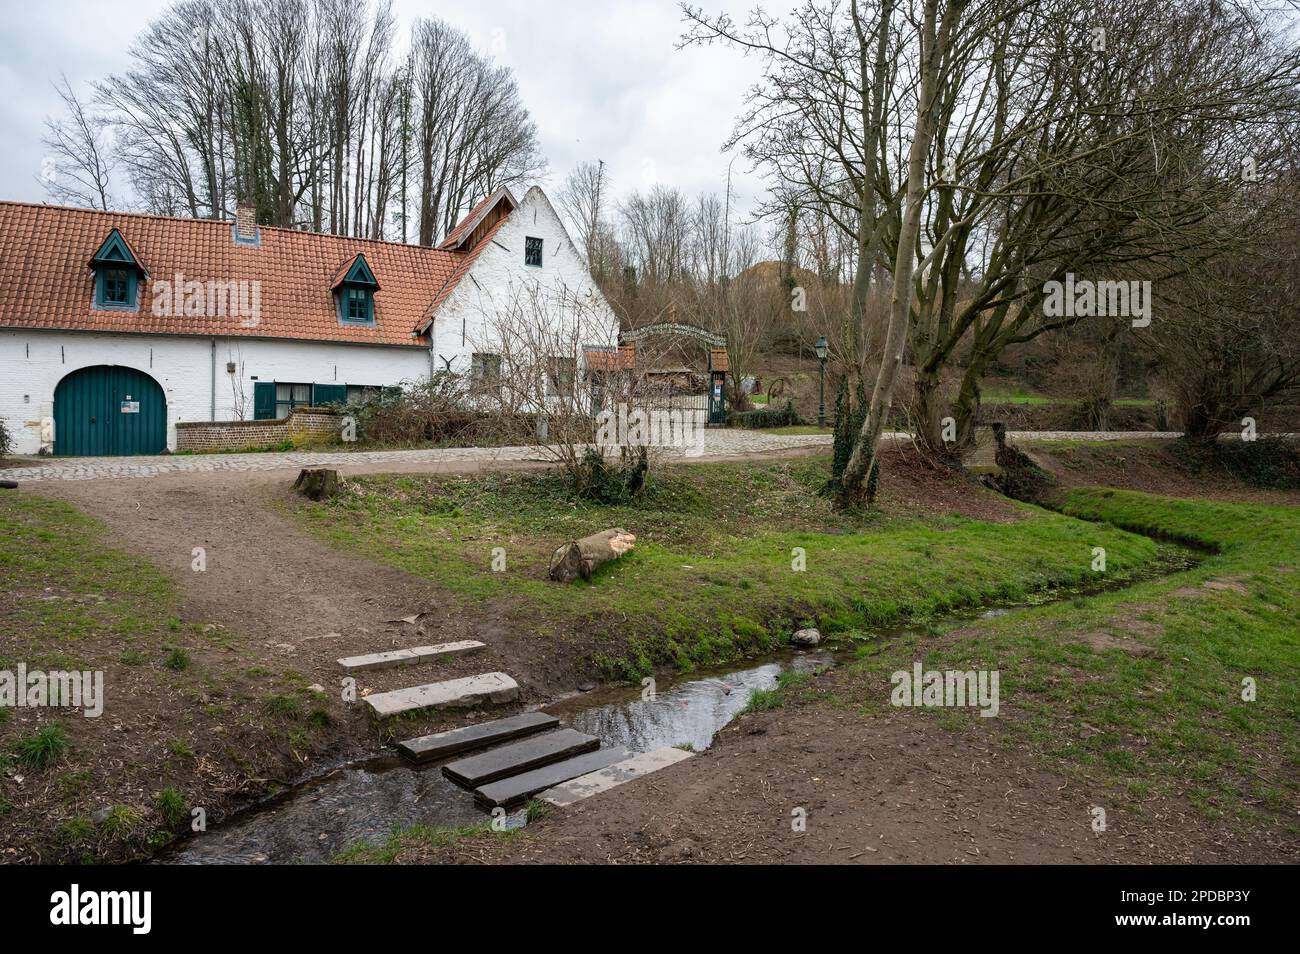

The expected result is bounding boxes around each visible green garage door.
[54,365,167,456]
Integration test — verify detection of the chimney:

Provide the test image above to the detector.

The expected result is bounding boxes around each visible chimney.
[235,204,258,243]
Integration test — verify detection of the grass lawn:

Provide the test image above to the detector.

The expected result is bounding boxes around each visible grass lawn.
[982,385,1059,405]
[981,383,1154,408]
[839,488,1300,829]
[0,495,178,667]
[292,458,1170,680]
[0,494,336,862]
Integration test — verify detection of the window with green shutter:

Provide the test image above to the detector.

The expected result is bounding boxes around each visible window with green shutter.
[312,383,347,406]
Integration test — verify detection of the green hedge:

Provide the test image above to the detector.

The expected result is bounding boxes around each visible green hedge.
[729,399,802,429]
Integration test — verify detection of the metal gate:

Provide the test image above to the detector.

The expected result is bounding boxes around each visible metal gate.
[54,365,167,456]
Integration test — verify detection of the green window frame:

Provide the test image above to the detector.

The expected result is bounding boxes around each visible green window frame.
[274,382,313,419]
[95,268,136,308]
[342,286,373,323]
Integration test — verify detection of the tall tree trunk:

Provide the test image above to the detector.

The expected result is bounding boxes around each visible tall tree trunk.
[840,0,954,504]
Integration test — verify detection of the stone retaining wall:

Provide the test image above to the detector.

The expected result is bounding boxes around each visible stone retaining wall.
[175,407,342,452]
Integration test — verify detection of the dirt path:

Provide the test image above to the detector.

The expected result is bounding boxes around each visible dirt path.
[29,465,540,703]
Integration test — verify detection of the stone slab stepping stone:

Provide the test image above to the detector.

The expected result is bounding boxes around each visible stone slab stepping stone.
[363,672,519,718]
[475,745,634,808]
[442,728,598,787]
[539,747,694,807]
[397,712,560,764]
[338,640,485,672]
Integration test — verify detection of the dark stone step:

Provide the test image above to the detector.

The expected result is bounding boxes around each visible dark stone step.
[475,745,634,808]
[442,728,599,787]
[397,712,560,764]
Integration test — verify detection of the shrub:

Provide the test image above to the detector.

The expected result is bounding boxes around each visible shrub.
[729,398,802,429]
[1170,437,1300,490]
[0,418,11,457]
[572,446,648,503]
[348,376,538,447]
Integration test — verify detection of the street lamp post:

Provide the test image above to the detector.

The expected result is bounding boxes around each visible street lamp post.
[814,336,829,428]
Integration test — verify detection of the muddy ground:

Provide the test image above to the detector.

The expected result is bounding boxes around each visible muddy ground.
[396,665,1295,865]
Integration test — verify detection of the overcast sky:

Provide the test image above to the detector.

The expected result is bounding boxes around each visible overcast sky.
[0,0,794,228]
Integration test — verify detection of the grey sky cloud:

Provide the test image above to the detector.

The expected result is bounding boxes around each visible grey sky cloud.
[0,0,793,228]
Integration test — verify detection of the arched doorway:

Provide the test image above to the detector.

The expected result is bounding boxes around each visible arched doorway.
[54,365,167,456]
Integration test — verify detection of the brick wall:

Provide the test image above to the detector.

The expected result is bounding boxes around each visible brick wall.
[175,407,343,452]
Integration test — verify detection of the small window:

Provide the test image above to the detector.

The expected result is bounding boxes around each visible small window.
[525,236,543,267]
[471,353,503,392]
[274,382,313,419]
[96,268,135,308]
[343,286,373,323]
[548,356,575,397]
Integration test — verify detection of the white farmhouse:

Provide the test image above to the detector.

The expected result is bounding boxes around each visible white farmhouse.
[0,186,617,456]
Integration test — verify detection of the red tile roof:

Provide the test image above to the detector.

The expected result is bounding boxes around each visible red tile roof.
[584,344,637,371]
[0,200,508,348]
[438,188,516,250]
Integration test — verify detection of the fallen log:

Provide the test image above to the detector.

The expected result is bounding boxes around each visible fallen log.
[292,468,340,501]
[548,528,636,583]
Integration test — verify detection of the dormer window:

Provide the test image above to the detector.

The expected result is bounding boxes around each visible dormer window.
[90,229,146,310]
[332,254,379,326]
[525,236,543,267]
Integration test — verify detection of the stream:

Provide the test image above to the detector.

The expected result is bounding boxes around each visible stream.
[160,648,835,864]
[160,540,1200,864]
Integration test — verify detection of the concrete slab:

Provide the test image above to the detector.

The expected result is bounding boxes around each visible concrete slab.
[442,728,598,787]
[363,672,519,718]
[475,745,634,808]
[337,640,485,672]
[539,747,694,807]
[397,712,560,764]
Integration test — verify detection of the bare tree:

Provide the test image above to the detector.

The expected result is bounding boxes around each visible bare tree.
[52,1,539,243]
[557,159,611,273]
[411,16,546,245]
[40,76,114,210]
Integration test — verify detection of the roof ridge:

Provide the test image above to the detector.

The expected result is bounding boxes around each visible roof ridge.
[0,199,471,257]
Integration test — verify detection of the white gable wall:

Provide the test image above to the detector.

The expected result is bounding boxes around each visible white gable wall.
[429,186,619,378]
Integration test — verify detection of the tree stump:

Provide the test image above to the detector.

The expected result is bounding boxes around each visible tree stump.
[548,528,636,583]
[293,468,340,501]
